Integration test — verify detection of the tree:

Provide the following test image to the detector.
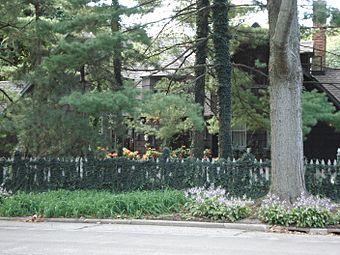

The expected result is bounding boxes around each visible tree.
[212,0,232,159]
[192,0,210,158]
[302,90,340,135]
[268,0,306,201]
[137,92,204,147]
[0,0,152,157]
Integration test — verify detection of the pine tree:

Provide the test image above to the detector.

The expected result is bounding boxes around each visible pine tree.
[1,0,152,156]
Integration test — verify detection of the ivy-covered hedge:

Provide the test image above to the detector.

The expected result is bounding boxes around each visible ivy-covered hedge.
[0,152,339,199]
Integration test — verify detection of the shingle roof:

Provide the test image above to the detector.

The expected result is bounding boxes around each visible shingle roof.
[0,81,24,93]
[0,81,28,113]
[313,69,340,109]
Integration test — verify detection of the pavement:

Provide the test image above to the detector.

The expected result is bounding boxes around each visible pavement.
[0,220,339,255]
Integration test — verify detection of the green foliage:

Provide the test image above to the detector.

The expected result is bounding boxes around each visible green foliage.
[313,0,329,24]
[289,207,334,228]
[60,87,139,116]
[13,101,99,157]
[208,87,339,138]
[330,7,340,26]
[0,0,152,156]
[137,92,204,146]
[185,186,252,222]
[259,204,289,226]
[259,193,339,228]
[259,204,338,228]
[230,26,269,54]
[327,34,340,68]
[302,90,340,136]
[0,189,186,218]
[231,68,269,130]
[206,68,269,134]
[206,116,219,135]
[186,198,251,222]
[171,146,191,159]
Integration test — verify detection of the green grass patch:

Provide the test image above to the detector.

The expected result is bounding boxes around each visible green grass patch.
[0,190,186,218]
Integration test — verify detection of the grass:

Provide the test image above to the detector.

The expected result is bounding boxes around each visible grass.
[0,190,186,218]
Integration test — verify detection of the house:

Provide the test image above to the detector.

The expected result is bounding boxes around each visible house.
[126,23,339,160]
[302,25,340,160]
[0,81,30,114]
[231,23,340,160]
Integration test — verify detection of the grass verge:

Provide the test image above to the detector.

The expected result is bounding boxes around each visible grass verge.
[0,189,186,218]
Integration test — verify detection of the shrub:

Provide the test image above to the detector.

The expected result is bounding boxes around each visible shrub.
[185,186,253,222]
[259,193,339,228]
[171,146,191,159]
[258,203,290,226]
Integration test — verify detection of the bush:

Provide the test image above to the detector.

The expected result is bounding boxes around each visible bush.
[184,186,253,222]
[289,207,333,228]
[259,193,339,228]
[0,189,186,218]
[258,203,290,226]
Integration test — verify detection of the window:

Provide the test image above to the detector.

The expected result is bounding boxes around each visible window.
[231,123,247,149]
[203,127,209,140]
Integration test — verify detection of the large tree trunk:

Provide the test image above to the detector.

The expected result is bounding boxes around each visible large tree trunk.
[268,0,306,202]
[192,0,210,158]
[212,0,232,159]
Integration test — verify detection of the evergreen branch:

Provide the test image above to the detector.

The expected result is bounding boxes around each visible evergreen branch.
[0,55,15,65]
[232,69,269,125]
[233,63,268,78]
[142,4,196,56]
[143,39,199,60]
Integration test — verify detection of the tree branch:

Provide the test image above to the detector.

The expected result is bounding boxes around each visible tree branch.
[272,0,295,49]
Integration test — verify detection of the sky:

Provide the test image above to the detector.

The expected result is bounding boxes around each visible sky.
[116,0,340,35]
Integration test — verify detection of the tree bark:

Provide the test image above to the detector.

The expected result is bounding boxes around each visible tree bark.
[112,0,123,89]
[212,0,232,159]
[268,0,306,202]
[192,0,210,159]
[33,1,42,67]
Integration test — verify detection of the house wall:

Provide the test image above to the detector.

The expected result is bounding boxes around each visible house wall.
[304,122,340,160]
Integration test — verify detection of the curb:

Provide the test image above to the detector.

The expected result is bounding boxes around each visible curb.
[0,217,338,235]
[0,217,268,232]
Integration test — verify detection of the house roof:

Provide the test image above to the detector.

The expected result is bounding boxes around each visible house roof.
[0,81,30,113]
[0,81,24,93]
[312,69,340,109]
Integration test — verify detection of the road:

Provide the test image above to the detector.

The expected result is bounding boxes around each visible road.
[0,220,339,255]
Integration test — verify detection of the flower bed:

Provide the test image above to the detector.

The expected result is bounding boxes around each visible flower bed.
[259,193,339,228]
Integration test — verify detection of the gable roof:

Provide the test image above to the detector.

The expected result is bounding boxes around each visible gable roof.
[0,81,30,113]
[312,69,340,110]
